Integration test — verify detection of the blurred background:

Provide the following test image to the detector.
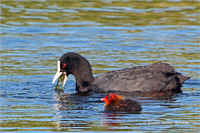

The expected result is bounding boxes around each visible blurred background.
[1,0,199,132]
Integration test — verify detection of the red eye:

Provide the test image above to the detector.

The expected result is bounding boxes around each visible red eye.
[62,64,67,68]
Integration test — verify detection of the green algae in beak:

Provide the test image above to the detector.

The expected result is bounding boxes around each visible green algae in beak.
[55,73,66,91]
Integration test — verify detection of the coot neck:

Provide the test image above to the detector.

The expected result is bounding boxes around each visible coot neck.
[73,67,94,85]
[70,58,94,92]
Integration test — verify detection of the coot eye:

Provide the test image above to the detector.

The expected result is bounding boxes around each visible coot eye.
[62,64,67,68]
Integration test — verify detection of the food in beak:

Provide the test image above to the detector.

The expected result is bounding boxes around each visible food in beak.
[52,61,67,88]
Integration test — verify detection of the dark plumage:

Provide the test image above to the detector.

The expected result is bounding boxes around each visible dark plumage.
[101,93,142,112]
[52,52,189,93]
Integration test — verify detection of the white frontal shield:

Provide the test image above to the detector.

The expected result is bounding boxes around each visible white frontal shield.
[52,61,67,88]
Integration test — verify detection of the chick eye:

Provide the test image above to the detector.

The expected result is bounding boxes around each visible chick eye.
[107,95,111,99]
[62,64,67,68]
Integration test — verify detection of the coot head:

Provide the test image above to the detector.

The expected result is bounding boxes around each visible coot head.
[52,52,94,90]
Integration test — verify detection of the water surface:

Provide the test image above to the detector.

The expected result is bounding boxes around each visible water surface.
[1,0,200,132]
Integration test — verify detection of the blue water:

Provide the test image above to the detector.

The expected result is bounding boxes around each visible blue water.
[1,1,200,132]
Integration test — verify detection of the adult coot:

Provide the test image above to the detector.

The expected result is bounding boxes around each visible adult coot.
[101,93,142,112]
[52,52,189,93]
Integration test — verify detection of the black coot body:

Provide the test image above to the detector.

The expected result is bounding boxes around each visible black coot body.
[53,52,189,93]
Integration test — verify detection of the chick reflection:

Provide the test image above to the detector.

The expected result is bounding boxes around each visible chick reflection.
[102,111,141,131]
[103,112,124,127]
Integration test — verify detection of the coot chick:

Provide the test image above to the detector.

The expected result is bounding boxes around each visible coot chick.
[101,93,142,112]
[52,52,189,93]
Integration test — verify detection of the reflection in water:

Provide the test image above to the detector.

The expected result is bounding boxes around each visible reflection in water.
[102,112,124,131]
[53,92,95,131]
[102,112,141,130]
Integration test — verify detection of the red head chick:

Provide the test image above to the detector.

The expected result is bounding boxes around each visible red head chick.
[101,93,142,112]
